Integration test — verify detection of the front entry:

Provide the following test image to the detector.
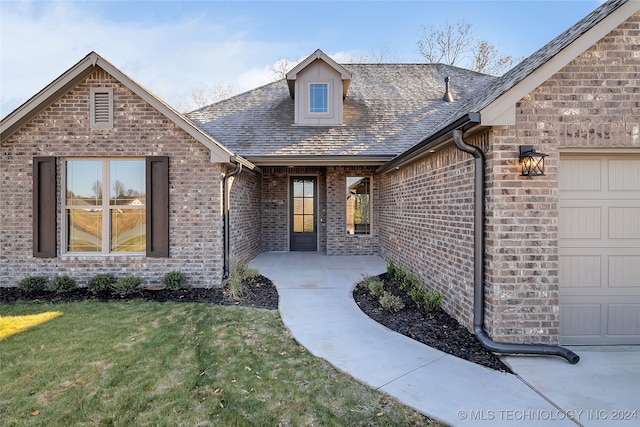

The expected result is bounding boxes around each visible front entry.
[290,177,317,251]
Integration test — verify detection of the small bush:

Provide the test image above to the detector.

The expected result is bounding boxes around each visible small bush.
[162,271,187,290]
[112,276,142,297]
[47,275,78,293]
[386,259,397,277]
[423,289,443,314]
[17,276,49,293]
[87,274,117,294]
[365,277,385,297]
[226,263,259,299]
[379,293,405,313]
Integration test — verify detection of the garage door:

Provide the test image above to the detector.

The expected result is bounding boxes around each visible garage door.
[559,154,640,345]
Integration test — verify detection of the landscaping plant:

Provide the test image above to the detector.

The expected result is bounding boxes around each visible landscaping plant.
[87,273,117,294]
[162,270,187,290]
[46,274,78,294]
[112,276,142,297]
[16,276,49,294]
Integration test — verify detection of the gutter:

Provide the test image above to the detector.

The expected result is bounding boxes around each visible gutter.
[452,129,579,364]
[222,157,243,280]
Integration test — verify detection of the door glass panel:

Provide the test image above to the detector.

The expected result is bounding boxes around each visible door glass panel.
[292,178,315,234]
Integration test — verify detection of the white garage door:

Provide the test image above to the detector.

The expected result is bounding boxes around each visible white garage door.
[559,154,640,345]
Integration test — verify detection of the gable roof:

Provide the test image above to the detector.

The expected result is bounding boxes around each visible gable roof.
[188,63,495,165]
[0,51,255,169]
[474,0,638,125]
[286,49,353,99]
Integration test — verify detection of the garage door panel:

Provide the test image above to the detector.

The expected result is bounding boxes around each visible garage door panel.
[560,304,602,337]
[559,255,601,287]
[608,207,640,239]
[559,207,601,239]
[609,255,640,287]
[559,159,601,191]
[608,304,640,336]
[559,154,640,345]
[608,159,640,191]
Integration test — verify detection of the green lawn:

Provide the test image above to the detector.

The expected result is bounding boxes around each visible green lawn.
[0,300,439,426]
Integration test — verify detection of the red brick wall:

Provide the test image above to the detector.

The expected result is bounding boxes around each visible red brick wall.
[378,142,479,330]
[326,166,379,255]
[229,168,262,266]
[260,167,327,252]
[1,69,226,288]
[484,11,640,344]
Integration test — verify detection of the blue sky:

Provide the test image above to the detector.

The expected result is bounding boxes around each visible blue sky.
[1,0,602,115]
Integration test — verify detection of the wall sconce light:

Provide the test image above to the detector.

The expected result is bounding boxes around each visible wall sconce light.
[519,145,548,176]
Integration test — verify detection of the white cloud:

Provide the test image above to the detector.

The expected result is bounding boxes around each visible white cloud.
[0,1,296,116]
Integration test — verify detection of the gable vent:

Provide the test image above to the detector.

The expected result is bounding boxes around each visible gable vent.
[90,87,113,129]
[93,92,111,123]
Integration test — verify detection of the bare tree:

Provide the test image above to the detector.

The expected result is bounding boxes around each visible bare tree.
[417,20,517,75]
[176,83,237,113]
[270,58,293,80]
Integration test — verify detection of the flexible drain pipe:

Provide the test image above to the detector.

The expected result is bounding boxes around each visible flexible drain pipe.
[452,129,579,364]
[223,160,242,280]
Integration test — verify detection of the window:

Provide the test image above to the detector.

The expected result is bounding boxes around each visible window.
[346,177,371,235]
[90,87,113,129]
[309,83,328,113]
[64,159,145,254]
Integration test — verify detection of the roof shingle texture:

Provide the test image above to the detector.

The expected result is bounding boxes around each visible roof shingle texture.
[187,63,495,158]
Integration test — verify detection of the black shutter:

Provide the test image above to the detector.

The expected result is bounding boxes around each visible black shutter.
[33,157,57,257]
[146,156,169,257]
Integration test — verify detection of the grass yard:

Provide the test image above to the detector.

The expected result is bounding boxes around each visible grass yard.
[0,300,438,426]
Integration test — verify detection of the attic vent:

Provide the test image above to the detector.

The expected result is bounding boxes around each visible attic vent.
[90,87,114,129]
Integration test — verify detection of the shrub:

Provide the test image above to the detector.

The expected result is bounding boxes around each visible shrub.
[386,259,397,277]
[379,293,405,313]
[227,263,259,299]
[17,276,49,293]
[87,274,117,294]
[47,275,78,293]
[364,276,385,297]
[162,271,187,290]
[423,289,443,314]
[112,276,142,297]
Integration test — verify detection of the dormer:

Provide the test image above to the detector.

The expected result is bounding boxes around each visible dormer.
[286,49,352,126]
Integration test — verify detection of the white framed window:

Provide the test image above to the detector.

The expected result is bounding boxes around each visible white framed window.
[90,87,114,129]
[309,83,329,114]
[346,176,371,235]
[63,159,145,254]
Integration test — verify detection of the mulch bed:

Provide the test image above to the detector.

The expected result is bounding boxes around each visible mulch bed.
[0,275,279,309]
[353,273,513,373]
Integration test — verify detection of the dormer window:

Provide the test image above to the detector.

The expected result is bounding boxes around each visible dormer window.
[286,49,352,126]
[309,83,328,113]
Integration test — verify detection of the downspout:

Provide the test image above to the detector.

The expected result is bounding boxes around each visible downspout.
[452,129,579,364]
[223,158,242,280]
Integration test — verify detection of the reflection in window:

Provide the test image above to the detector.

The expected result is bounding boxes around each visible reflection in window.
[65,159,145,254]
[346,177,371,235]
[292,179,314,232]
[309,83,328,113]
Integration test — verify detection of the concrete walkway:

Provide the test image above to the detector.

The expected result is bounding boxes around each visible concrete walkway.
[249,252,640,427]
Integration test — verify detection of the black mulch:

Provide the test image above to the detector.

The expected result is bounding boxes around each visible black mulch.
[353,273,513,373]
[0,275,279,309]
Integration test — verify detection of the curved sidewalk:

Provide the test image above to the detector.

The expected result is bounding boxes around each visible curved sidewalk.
[249,252,639,427]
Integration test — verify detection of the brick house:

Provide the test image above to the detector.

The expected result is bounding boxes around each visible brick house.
[1,0,638,347]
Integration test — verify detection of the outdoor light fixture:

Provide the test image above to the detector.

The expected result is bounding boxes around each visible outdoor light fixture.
[519,145,548,176]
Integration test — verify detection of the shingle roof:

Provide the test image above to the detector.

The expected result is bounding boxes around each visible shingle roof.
[187,64,495,159]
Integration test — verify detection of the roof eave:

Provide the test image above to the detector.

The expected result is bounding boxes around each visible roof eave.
[480,0,639,126]
[246,155,393,167]
[377,113,482,174]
